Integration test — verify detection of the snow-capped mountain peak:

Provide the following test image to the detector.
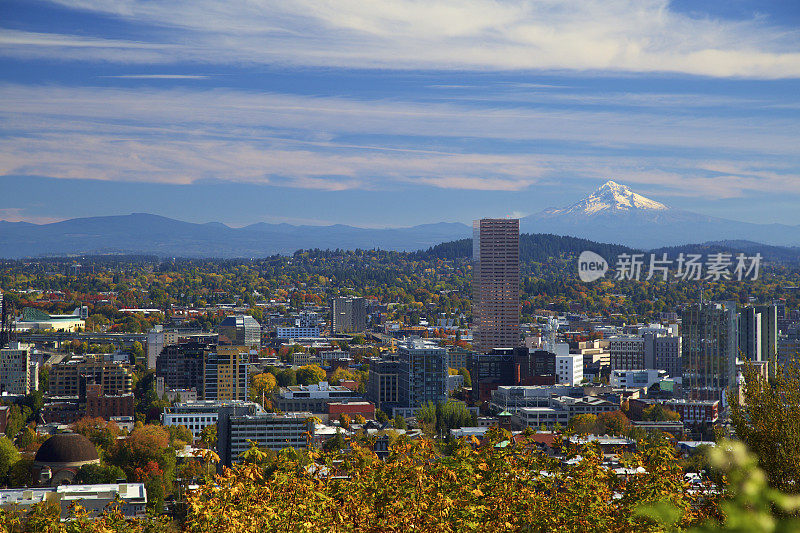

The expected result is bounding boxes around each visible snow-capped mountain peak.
[552,180,669,216]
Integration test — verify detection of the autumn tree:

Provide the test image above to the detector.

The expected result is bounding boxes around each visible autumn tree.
[568,413,598,435]
[729,360,800,492]
[642,404,681,422]
[596,410,632,436]
[107,424,176,512]
[296,364,326,386]
[72,417,123,455]
[185,431,712,532]
[249,372,277,405]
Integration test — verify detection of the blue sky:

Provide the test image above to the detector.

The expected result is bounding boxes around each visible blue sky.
[1,0,799,228]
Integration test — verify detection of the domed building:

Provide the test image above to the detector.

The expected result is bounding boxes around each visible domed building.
[32,433,100,486]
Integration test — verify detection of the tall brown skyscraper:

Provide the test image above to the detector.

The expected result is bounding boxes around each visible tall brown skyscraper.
[473,218,520,353]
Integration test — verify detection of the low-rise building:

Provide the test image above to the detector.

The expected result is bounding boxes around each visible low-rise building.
[85,384,134,420]
[489,385,577,412]
[14,307,85,333]
[610,369,668,390]
[224,411,313,465]
[291,352,321,366]
[663,399,720,425]
[511,395,617,429]
[0,484,147,519]
[320,350,349,362]
[162,400,263,440]
[274,382,361,413]
[327,401,375,420]
[276,326,321,339]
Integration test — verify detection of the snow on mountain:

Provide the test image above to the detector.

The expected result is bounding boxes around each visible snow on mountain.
[545,180,668,216]
[522,180,800,248]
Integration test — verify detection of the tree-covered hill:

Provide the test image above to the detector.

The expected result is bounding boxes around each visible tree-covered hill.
[414,233,638,263]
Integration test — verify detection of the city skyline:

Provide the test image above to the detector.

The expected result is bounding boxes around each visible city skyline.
[1,1,799,228]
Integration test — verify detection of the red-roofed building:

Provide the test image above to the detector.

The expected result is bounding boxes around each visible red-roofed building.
[327,401,375,420]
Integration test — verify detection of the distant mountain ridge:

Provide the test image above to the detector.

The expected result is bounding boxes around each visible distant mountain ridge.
[3,181,800,258]
[0,213,472,259]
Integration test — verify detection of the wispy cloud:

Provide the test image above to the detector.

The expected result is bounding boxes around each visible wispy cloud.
[8,0,800,77]
[1,84,797,154]
[0,29,175,63]
[0,84,797,197]
[0,208,63,224]
[99,74,210,79]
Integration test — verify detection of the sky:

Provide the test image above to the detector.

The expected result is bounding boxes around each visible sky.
[1,0,799,228]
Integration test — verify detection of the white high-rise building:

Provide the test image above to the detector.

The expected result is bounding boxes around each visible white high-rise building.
[146,326,165,370]
[556,354,583,386]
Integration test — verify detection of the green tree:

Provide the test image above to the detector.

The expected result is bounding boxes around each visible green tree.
[730,360,800,492]
[200,424,217,449]
[458,367,472,388]
[0,436,21,482]
[393,414,407,430]
[322,430,346,452]
[375,409,389,424]
[130,341,145,363]
[416,401,472,436]
[75,463,126,484]
[38,366,49,394]
[275,368,297,387]
[6,458,33,487]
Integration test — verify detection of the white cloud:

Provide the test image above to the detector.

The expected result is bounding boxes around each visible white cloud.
[0,29,176,63]
[0,208,63,224]
[99,74,210,79]
[11,0,800,77]
[0,84,797,197]
[1,84,797,154]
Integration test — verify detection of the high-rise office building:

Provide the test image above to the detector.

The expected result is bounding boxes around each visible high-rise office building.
[397,338,447,410]
[145,325,180,370]
[472,218,520,352]
[682,301,738,402]
[650,334,682,379]
[156,341,209,395]
[366,356,400,411]
[778,324,800,368]
[556,353,584,386]
[203,346,250,401]
[49,355,133,398]
[755,304,778,364]
[738,306,762,362]
[0,288,9,350]
[217,315,261,350]
[223,411,312,466]
[467,348,518,403]
[0,342,35,395]
[608,335,645,370]
[332,297,366,334]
